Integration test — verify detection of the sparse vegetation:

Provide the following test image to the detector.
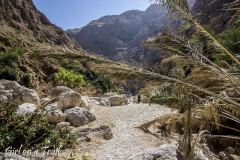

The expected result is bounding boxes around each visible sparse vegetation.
[62,61,118,93]
[223,27,240,55]
[0,102,76,151]
[0,47,23,81]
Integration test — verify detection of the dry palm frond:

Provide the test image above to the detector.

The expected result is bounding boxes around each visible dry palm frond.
[151,0,240,65]
[146,33,240,89]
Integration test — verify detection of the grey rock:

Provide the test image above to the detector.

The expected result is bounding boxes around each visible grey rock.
[89,97,110,106]
[16,103,37,115]
[57,90,81,110]
[128,144,178,160]
[90,99,100,106]
[77,125,113,140]
[64,107,96,127]
[45,109,67,123]
[109,95,128,106]
[89,125,113,140]
[44,102,59,112]
[0,80,40,105]
[100,99,111,106]
[80,96,91,109]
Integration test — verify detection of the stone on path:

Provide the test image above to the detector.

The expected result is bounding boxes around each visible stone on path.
[65,107,96,127]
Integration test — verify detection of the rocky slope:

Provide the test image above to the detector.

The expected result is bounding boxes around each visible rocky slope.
[0,0,75,48]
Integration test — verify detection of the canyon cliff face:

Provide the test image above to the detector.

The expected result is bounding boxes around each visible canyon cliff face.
[0,0,75,48]
[66,0,238,65]
[66,4,176,65]
[192,0,237,33]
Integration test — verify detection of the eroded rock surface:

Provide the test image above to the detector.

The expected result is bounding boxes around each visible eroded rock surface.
[57,90,81,110]
[0,80,40,105]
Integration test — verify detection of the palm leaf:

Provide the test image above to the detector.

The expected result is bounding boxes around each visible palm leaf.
[151,0,240,66]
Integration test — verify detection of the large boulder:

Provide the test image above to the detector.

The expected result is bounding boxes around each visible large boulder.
[0,80,40,104]
[57,90,81,110]
[128,144,178,160]
[64,107,96,127]
[16,103,37,116]
[45,109,67,123]
[50,86,72,98]
[109,95,128,106]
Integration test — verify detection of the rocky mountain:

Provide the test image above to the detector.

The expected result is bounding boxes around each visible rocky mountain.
[66,1,196,65]
[66,4,176,65]
[0,0,75,48]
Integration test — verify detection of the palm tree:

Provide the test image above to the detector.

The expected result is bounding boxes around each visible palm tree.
[147,0,240,159]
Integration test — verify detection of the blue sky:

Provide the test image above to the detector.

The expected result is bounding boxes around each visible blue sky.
[33,0,152,30]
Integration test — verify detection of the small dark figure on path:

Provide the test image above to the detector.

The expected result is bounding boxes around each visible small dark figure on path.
[137,95,141,103]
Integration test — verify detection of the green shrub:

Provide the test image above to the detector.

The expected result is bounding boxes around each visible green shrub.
[223,27,240,55]
[0,102,76,151]
[61,61,118,93]
[0,47,24,81]
[0,47,23,67]
[0,66,19,81]
[54,67,85,88]
[84,70,116,93]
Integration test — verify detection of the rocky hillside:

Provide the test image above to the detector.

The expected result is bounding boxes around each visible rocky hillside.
[0,0,75,48]
[0,0,163,96]
[66,4,175,65]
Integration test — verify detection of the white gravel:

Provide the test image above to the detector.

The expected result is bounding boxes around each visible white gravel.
[91,103,174,160]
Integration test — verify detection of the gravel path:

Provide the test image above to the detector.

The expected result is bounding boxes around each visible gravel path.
[91,103,174,160]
